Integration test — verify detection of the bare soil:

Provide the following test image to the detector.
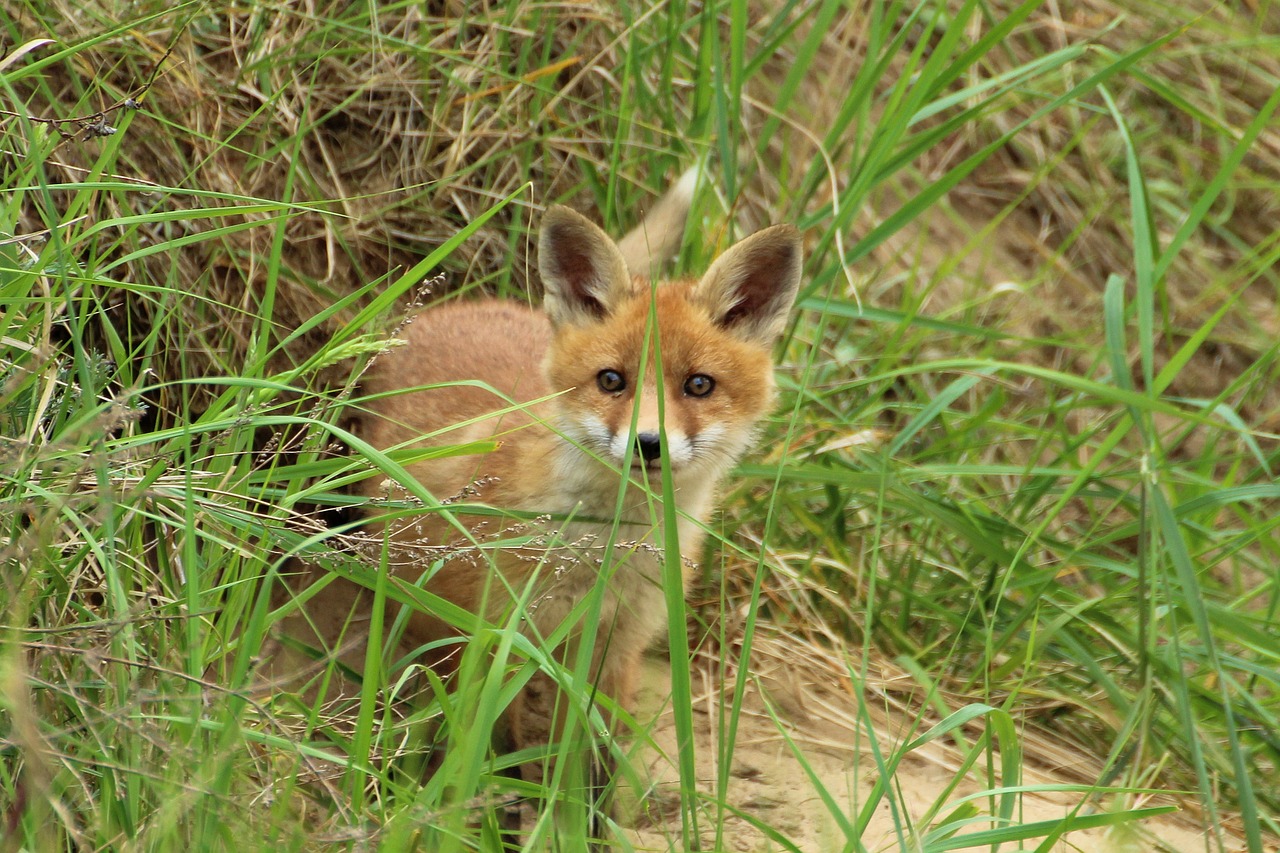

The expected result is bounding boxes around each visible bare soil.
[624,655,1241,853]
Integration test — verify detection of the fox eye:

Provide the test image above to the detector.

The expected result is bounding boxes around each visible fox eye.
[597,369,626,393]
[684,374,715,397]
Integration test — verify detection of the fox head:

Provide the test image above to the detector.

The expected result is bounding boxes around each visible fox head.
[537,205,802,486]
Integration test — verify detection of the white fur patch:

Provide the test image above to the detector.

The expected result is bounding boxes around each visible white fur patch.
[672,163,702,206]
[557,411,754,491]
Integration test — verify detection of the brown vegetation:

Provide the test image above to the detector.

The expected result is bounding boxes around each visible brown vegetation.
[12,1,1276,418]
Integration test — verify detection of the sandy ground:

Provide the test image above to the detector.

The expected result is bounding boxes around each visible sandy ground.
[620,651,1245,853]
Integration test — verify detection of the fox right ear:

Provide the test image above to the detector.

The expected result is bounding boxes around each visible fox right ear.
[539,206,634,328]
[693,224,803,346]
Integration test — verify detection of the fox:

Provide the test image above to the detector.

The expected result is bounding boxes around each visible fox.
[291,172,801,824]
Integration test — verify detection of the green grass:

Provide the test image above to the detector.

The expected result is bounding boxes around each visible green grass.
[2,0,1279,850]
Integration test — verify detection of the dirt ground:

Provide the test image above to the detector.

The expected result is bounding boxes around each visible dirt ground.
[623,651,1243,853]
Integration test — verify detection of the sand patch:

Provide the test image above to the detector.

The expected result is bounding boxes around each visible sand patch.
[623,654,1239,853]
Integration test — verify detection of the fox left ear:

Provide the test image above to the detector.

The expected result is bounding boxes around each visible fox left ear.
[539,205,634,328]
[693,224,803,345]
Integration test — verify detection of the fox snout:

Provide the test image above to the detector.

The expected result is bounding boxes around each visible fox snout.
[605,417,693,472]
[634,431,662,464]
[610,383,688,470]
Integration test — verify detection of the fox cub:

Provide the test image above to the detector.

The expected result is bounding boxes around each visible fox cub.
[349,178,801,792]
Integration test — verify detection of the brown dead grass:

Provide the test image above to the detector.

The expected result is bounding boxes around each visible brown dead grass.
[5,0,1278,843]
[9,1,1278,422]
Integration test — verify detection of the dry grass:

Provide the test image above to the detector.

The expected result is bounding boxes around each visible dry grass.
[10,0,1278,413]
[3,0,1279,849]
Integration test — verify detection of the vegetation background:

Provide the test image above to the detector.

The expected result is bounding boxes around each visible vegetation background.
[1,0,1277,850]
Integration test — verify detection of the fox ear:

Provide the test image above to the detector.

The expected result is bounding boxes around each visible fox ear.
[539,205,634,327]
[692,224,803,345]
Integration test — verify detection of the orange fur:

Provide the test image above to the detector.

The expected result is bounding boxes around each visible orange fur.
[319,186,801,796]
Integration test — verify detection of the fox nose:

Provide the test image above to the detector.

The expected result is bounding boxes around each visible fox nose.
[635,431,662,463]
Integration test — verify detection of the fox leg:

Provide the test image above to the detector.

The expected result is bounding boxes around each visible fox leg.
[504,643,643,840]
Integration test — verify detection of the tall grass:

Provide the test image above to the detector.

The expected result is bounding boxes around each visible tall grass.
[2,0,1277,851]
